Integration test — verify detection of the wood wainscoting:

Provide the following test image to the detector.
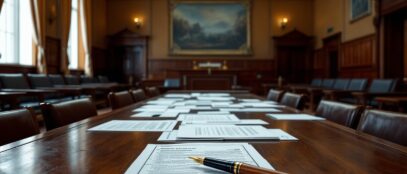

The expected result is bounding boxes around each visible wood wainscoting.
[313,49,327,78]
[340,34,378,78]
[313,34,378,79]
[148,59,276,95]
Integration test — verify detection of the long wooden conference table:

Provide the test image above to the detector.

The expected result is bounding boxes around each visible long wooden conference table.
[0,91,406,173]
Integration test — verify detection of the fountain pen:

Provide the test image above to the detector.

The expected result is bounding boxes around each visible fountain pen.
[189,156,287,174]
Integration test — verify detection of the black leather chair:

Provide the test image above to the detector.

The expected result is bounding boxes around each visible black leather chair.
[320,79,336,89]
[323,78,368,101]
[352,79,399,105]
[279,92,306,110]
[0,73,30,89]
[27,74,55,88]
[0,108,40,146]
[48,74,67,86]
[81,75,99,84]
[310,79,323,87]
[98,76,110,83]
[357,109,407,146]
[348,79,369,91]
[266,89,285,102]
[0,74,57,109]
[307,79,349,110]
[331,79,350,90]
[41,98,97,130]
[108,91,135,110]
[130,89,147,102]
[65,75,81,85]
[145,87,160,97]
[316,100,364,129]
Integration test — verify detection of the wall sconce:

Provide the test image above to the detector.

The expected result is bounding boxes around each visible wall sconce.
[134,17,142,30]
[280,17,288,30]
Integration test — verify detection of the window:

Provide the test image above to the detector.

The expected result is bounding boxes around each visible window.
[0,0,33,65]
[68,0,79,69]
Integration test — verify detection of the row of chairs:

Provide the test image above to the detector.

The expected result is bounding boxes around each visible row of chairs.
[285,78,400,110]
[267,89,407,146]
[0,86,160,146]
[0,73,128,110]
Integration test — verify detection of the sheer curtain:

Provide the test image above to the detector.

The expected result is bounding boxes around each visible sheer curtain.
[61,0,71,74]
[79,0,92,76]
[30,0,46,73]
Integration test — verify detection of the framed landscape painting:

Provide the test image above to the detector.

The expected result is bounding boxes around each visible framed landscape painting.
[350,0,371,21]
[169,0,252,55]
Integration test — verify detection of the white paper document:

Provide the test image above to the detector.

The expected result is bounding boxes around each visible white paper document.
[146,99,179,105]
[181,119,269,125]
[201,93,231,97]
[176,125,279,140]
[267,114,325,120]
[125,143,274,174]
[197,97,235,101]
[88,120,177,132]
[133,108,168,112]
[131,112,162,117]
[158,128,296,141]
[164,94,192,98]
[220,108,281,113]
[177,114,239,121]
[197,111,230,115]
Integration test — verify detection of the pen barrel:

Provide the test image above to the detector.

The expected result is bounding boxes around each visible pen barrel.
[203,158,235,173]
[238,163,287,174]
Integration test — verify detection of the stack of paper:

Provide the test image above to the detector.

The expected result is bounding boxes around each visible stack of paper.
[125,143,274,174]
[159,129,297,142]
[88,120,177,132]
[220,108,281,113]
[176,125,280,140]
[164,94,192,98]
[177,114,240,121]
[267,114,325,120]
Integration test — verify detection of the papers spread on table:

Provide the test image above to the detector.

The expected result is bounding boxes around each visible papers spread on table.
[132,106,190,117]
[267,114,325,120]
[158,129,297,142]
[125,143,274,174]
[88,120,177,132]
[181,119,269,125]
[177,114,239,121]
[220,108,282,113]
[176,125,279,140]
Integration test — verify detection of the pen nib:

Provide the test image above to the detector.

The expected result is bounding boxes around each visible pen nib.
[189,156,204,164]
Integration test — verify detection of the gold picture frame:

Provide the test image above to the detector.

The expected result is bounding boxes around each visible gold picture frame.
[169,0,252,56]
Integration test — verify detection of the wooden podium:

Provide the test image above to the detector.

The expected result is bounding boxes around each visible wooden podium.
[171,69,238,90]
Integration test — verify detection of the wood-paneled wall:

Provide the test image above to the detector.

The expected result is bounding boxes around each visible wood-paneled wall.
[339,34,378,78]
[148,59,276,94]
[45,37,61,74]
[313,49,327,77]
[313,34,378,79]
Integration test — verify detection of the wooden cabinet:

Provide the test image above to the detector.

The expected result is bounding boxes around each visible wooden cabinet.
[108,29,149,85]
[273,30,313,83]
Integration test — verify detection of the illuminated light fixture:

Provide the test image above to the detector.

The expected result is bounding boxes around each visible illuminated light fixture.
[134,17,142,30]
[280,17,288,30]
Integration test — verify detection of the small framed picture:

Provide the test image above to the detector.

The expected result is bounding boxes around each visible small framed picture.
[350,0,372,22]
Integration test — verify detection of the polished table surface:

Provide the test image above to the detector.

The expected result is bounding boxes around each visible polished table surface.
[0,92,406,173]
